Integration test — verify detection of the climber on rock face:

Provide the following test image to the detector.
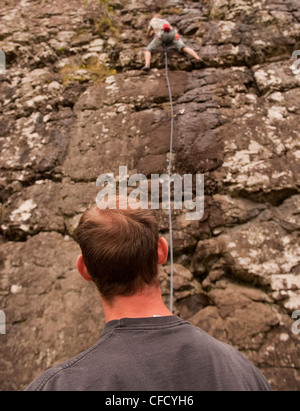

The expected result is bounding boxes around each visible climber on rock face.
[142,14,201,71]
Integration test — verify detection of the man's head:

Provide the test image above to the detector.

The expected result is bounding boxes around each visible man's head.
[75,202,168,303]
[153,13,162,19]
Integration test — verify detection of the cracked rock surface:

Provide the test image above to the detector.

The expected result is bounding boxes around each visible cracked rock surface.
[0,0,300,390]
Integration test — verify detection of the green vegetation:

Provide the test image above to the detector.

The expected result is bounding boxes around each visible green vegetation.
[60,58,116,86]
[95,16,119,37]
[167,7,183,15]
[82,0,120,38]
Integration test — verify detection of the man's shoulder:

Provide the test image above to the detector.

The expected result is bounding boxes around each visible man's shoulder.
[25,334,108,391]
[184,321,271,390]
[25,360,70,391]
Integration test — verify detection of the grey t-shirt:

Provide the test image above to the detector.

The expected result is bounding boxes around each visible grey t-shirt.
[25,315,271,391]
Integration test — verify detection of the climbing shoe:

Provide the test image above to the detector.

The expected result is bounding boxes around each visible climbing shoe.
[142,65,151,71]
[193,58,204,69]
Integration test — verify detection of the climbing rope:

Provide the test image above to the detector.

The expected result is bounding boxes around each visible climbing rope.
[164,45,174,313]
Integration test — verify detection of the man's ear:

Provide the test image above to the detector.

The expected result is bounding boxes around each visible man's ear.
[158,237,168,265]
[77,255,93,282]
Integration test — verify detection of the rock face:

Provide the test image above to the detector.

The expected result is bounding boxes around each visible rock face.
[0,0,300,391]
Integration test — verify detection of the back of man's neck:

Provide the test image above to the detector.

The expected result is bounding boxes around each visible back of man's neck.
[101,286,173,323]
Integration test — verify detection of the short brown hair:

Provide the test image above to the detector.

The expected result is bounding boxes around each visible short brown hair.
[74,203,159,300]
